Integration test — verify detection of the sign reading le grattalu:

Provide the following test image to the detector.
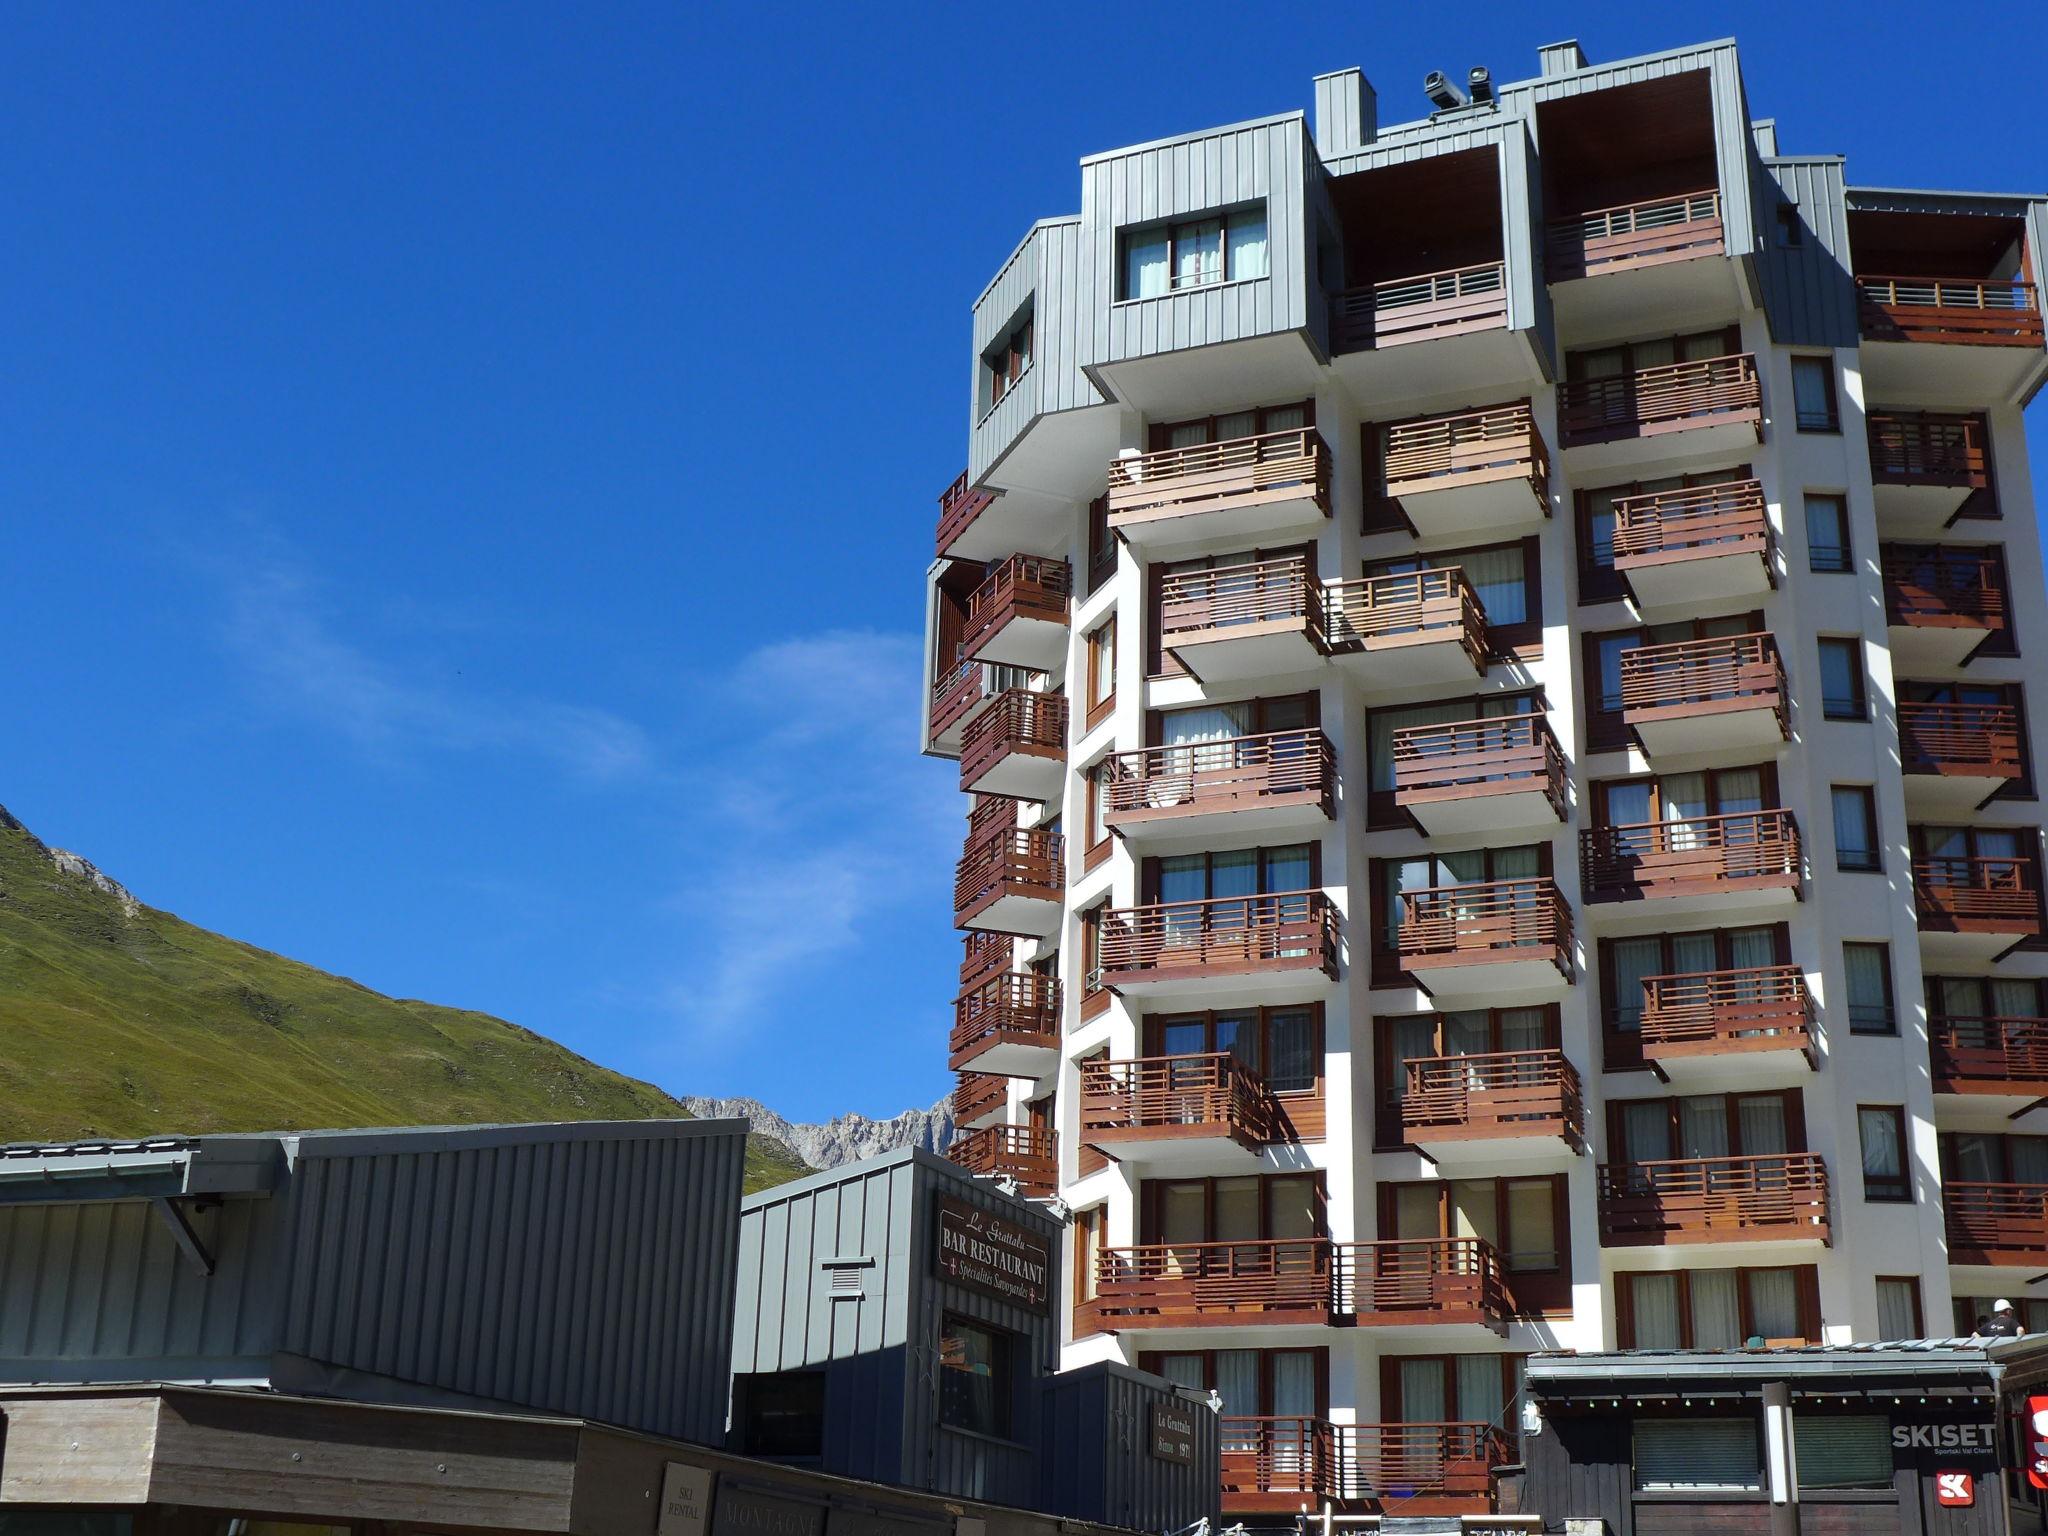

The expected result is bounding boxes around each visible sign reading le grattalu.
[935,1195,1050,1313]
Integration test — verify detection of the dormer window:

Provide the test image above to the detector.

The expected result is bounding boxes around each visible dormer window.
[984,308,1033,410]
[1119,204,1269,300]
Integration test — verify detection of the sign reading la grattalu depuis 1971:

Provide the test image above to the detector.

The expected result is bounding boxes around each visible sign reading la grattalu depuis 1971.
[935,1195,1050,1313]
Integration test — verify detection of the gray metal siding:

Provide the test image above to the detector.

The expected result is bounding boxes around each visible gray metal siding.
[1756,157,1860,348]
[967,219,1102,484]
[1312,69,1373,159]
[1036,1363,1219,1531]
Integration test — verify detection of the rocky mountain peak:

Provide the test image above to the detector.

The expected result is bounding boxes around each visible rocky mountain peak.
[680,1093,954,1173]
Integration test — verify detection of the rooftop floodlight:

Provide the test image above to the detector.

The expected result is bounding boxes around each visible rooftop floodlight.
[1425,70,1468,111]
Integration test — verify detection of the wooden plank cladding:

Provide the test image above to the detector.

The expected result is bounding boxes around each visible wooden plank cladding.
[1619,632,1787,737]
[1611,478,1771,571]
[1392,715,1567,820]
[1105,427,1331,531]
[1342,1237,1511,1329]
[1547,189,1724,281]
[935,469,997,556]
[1582,809,1802,903]
[1881,545,2009,632]
[1098,892,1339,988]
[958,929,1009,990]
[1597,1152,1831,1246]
[1396,878,1574,978]
[1159,554,1324,647]
[1639,966,1815,1061]
[946,1124,1056,1197]
[1858,274,2045,347]
[1402,1049,1585,1150]
[1943,1181,2048,1265]
[1103,729,1336,827]
[930,657,1031,740]
[1557,352,1761,447]
[1381,401,1550,506]
[1899,701,2025,780]
[948,971,1061,1072]
[1867,410,1993,493]
[1330,260,1508,352]
[960,555,1070,661]
[958,689,1067,798]
[1324,568,1488,664]
[951,1070,1008,1126]
[1079,1053,1274,1148]
[1932,1017,2048,1093]
[1913,852,2044,937]
[953,826,1063,932]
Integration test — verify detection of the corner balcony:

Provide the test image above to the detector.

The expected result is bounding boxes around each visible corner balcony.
[958,928,1010,991]
[954,827,1063,937]
[1222,1421,1506,1513]
[1598,1153,1831,1248]
[961,555,1071,672]
[1088,1239,1338,1331]
[1581,810,1802,914]
[1946,1183,2048,1269]
[1858,273,2046,405]
[1619,632,1787,757]
[1395,878,1574,999]
[1867,412,1995,530]
[1102,729,1335,846]
[1328,259,1535,414]
[1611,478,1773,610]
[951,1070,1009,1131]
[1331,260,1508,353]
[1547,190,1741,337]
[1913,851,2044,960]
[1932,1018,2048,1112]
[1325,568,1488,695]
[1900,701,2025,815]
[1098,892,1338,1004]
[1158,554,1328,683]
[959,689,1067,802]
[1883,546,2009,669]
[1375,402,1551,539]
[928,658,1032,756]
[1556,353,1762,473]
[1078,1054,1274,1171]
[1400,1049,1585,1171]
[946,1124,1056,1198]
[1105,428,1331,555]
[1339,1238,1512,1338]
[949,971,1061,1076]
[1392,715,1566,836]
[1639,966,1817,1086]
[935,470,1000,559]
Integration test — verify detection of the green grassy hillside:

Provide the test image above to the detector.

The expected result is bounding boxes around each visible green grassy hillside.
[0,806,809,1191]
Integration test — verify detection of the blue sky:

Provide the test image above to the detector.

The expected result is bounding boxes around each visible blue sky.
[4,4,2045,1123]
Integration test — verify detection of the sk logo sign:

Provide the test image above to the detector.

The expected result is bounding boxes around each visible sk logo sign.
[2031,1397,2048,1491]
[1936,1471,1974,1508]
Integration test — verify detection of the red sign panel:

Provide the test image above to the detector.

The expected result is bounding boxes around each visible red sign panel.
[2029,1396,2048,1491]
[1937,1470,1975,1507]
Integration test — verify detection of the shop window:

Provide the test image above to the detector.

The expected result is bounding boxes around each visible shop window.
[938,1316,1012,1438]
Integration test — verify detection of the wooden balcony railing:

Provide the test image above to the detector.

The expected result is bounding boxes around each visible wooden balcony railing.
[1106,428,1332,526]
[1858,274,2045,347]
[1547,189,1724,280]
[1381,401,1550,504]
[1640,966,1815,1058]
[1598,1152,1831,1245]
[1618,632,1785,736]
[1098,892,1338,987]
[1103,729,1336,825]
[1867,411,1992,492]
[954,827,1064,925]
[962,555,1071,654]
[1557,352,1761,447]
[1943,1181,2048,1264]
[1582,809,1802,902]
[931,656,1033,738]
[1159,554,1323,645]
[947,1124,1057,1197]
[1392,715,1566,821]
[1324,567,1488,668]
[1396,878,1573,974]
[936,469,998,555]
[1223,1421,1507,1503]
[965,794,1017,850]
[1611,478,1771,570]
[1092,1239,1337,1327]
[1337,1237,1511,1325]
[1900,702,2024,780]
[1932,1017,2048,1090]
[1079,1053,1275,1144]
[1882,548,2008,631]
[1401,1049,1585,1148]
[1913,853,2043,934]
[1331,260,1508,351]
[952,1070,1009,1125]
[959,689,1067,794]
[959,929,1009,990]
[949,971,1061,1069]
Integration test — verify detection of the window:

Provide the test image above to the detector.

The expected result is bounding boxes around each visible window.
[1149,539,1313,680]
[1791,355,1839,432]
[1599,925,1784,1055]
[1149,841,1316,907]
[1805,494,1851,574]
[938,1317,1012,1438]
[1876,1276,1923,1339]
[1634,1418,1762,1492]
[1582,614,1760,754]
[1143,1349,1323,1448]
[1073,1205,1105,1310]
[983,309,1033,413]
[1938,1131,2048,1187]
[1831,786,1880,872]
[1086,496,1114,595]
[1817,637,1867,720]
[1085,616,1117,729]
[1079,899,1109,1012]
[1576,469,1754,605]
[1365,693,1536,827]
[1619,1267,1816,1348]
[1383,1176,1565,1311]
[1365,538,1540,654]
[1927,974,2047,1036]
[1843,943,1896,1035]
[1954,1294,2048,1335]
[1568,328,1739,382]
[1858,1106,1910,1202]
[1376,1007,1559,1146]
[1776,204,1805,249]
[737,1370,827,1458]
[1611,1091,1803,1172]
[1384,1354,1523,1429]
[1149,1006,1321,1096]
[1081,759,1112,865]
[1147,1173,1323,1247]
[1794,1415,1893,1491]
[1119,205,1268,299]
[1377,844,1545,968]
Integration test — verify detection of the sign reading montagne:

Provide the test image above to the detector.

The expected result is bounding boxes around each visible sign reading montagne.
[934,1196,1050,1313]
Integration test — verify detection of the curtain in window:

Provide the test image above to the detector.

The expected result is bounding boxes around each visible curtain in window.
[1125,230,1170,300]
[1597,636,1637,713]
[1226,211,1269,281]
[1715,768,1764,837]
[1499,1008,1547,1053]
[1791,362,1834,427]
[1660,772,1709,852]
[1670,931,1718,975]
[1214,1350,1259,1421]
[2013,1138,2048,1185]
[1876,1279,1918,1341]
[1162,703,1254,780]
[1270,1351,1314,1475]
[1156,1354,1205,1390]
[1846,945,1891,1029]
[1370,700,1474,792]
[1993,978,2039,1021]
[1680,1097,1732,1160]
[1213,1178,1260,1243]
[1950,1133,2000,1184]
[1452,545,1529,624]
[1725,927,1778,1022]
[1268,1177,1318,1248]
[1610,938,1664,1033]
[1389,1016,1438,1111]
[1738,1096,1788,1156]
[1833,788,1873,864]
[1176,219,1223,288]
[1629,1274,1683,1348]
[1450,1180,1500,1250]
[1860,1109,1903,1183]
[1391,1182,1438,1241]
[1585,489,1621,572]
[1457,1357,1505,1428]
[1442,1011,1490,1058]
[1504,1179,1557,1270]
[1267,1010,1314,1093]
[1401,1360,1447,1424]
[1623,1101,1672,1166]
[1689,1270,1743,1348]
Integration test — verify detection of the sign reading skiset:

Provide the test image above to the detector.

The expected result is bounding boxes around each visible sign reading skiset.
[935,1195,1051,1314]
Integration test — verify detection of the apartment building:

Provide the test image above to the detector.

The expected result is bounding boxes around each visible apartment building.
[920,33,2048,1526]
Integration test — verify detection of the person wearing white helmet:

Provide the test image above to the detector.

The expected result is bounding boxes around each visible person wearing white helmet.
[1978,1298,2025,1337]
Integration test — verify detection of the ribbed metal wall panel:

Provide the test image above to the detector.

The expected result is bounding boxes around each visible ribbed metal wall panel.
[1311,69,1373,159]
[967,218,1104,484]
[1756,157,1860,348]
[1036,1361,1220,1531]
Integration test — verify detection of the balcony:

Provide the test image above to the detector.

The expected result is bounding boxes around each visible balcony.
[959,689,1067,802]
[1098,892,1338,1004]
[1219,1420,1508,1513]
[1325,568,1488,694]
[1400,1049,1585,1170]
[1883,546,2008,669]
[1619,633,1787,757]
[1597,1153,1831,1248]
[935,470,1000,558]
[1556,353,1761,471]
[1078,1054,1274,1169]
[1375,402,1551,538]
[959,928,1010,991]
[1945,1183,2048,1269]
[1102,729,1335,846]
[961,555,1071,672]
[1900,701,2025,814]
[1548,189,1725,283]
[1341,1238,1512,1337]
[1639,966,1816,1085]
[1861,273,2043,347]
[1089,1239,1338,1330]
[1331,260,1508,353]
[929,657,1032,755]
[951,1070,1008,1131]
[1392,715,1567,836]
[1867,411,1995,529]
[1395,878,1574,999]
[954,827,1063,937]
[1582,810,1802,913]
[1158,555,1327,683]
[1913,852,2044,960]
[949,971,1060,1076]
[1105,428,1332,554]
[946,1124,1056,1199]
[1611,478,1773,610]
[1932,1018,2048,1111]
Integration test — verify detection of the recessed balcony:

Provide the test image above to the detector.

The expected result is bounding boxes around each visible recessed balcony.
[946,1124,1056,1198]
[1158,554,1328,683]
[1619,632,1787,757]
[1392,714,1566,836]
[1088,1239,1338,1331]
[1945,1182,2048,1268]
[1340,1237,1512,1338]
[1400,1049,1585,1170]
[1883,546,2009,669]
[1639,965,1817,1085]
[1557,353,1762,472]
[1867,411,1995,530]
[1611,478,1773,610]
[961,555,1071,672]
[1597,1152,1831,1248]
[1102,729,1335,844]
[1325,568,1488,694]
[1098,892,1339,1003]
[951,1070,1009,1131]
[1395,877,1574,999]
[954,827,1063,937]
[929,658,1033,756]
[1900,701,2025,814]
[1858,274,2046,405]
[1078,1053,1274,1170]
[1582,809,1802,913]
[1913,851,2044,960]
[1549,189,1726,282]
[1217,1416,1508,1514]
[959,689,1067,801]
[1375,402,1551,538]
[949,971,1061,1076]
[1105,428,1332,554]
[1932,1018,2048,1111]
[1331,260,1508,353]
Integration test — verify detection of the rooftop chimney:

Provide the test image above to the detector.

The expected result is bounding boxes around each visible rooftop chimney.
[1537,39,1588,77]
[1751,118,1779,157]
[1313,68,1377,158]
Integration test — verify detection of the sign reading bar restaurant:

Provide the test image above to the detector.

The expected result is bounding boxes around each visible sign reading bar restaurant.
[1150,1402,1196,1466]
[935,1195,1050,1313]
